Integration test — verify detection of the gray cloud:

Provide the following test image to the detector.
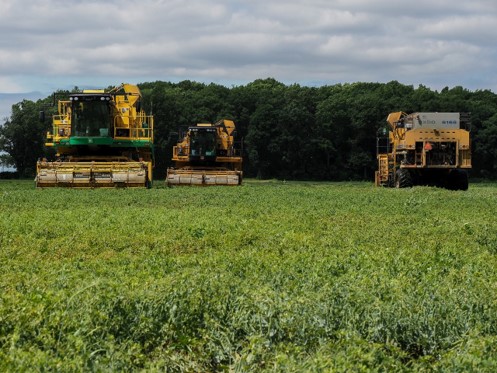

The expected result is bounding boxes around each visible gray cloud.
[0,0,496,94]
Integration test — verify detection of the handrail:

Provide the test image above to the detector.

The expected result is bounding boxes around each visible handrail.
[48,114,154,143]
[51,114,71,142]
[113,113,154,141]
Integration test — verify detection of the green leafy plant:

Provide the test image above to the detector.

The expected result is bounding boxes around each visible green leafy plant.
[1,180,497,371]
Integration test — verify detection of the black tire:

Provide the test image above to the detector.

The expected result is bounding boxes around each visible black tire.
[395,168,413,188]
[458,171,469,191]
[145,175,152,189]
[447,170,468,191]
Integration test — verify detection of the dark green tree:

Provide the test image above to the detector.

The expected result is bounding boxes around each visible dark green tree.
[474,113,497,179]
[244,79,286,178]
[4,79,497,181]
[0,99,52,177]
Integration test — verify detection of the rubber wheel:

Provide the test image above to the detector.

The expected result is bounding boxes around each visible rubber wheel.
[447,170,468,191]
[145,175,152,189]
[458,171,469,191]
[395,169,413,188]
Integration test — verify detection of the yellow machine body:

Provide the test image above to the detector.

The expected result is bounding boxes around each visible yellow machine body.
[166,119,243,186]
[375,112,471,190]
[36,84,154,188]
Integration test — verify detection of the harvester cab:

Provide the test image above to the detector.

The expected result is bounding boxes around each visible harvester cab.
[70,92,112,138]
[166,120,243,186]
[36,84,154,188]
[188,126,218,162]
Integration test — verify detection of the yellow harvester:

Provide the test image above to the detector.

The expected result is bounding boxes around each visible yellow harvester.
[375,112,471,190]
[166,119,242,185]
[36,84,154,188]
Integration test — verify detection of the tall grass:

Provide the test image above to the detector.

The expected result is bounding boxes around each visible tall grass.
[1,180,497,371]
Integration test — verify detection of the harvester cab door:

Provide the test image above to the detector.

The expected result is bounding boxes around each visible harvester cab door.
[189,128,217,161]
[70,95,112,138]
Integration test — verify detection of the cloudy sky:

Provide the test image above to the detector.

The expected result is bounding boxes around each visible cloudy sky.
[1,0,497,101]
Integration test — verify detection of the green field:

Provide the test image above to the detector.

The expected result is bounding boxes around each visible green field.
[1,180,497,372]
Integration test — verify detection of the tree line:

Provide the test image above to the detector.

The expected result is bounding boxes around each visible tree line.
[2,78,497,180]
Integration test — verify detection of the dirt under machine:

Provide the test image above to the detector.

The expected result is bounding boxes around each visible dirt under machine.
[166,119,243,186]
[36,84,154,188]
[375,112,471,190]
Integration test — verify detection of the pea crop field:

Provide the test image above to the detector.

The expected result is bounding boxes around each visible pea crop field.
[1,180,497,372]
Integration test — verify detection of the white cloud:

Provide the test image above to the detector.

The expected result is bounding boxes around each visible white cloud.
[0,0,496,93]
[0,77,28,93]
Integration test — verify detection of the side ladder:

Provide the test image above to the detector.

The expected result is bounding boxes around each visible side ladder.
[375,154,392,186]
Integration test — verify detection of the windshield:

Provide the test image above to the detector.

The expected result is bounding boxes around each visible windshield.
[189,129,217,157]
[71,99,111,137]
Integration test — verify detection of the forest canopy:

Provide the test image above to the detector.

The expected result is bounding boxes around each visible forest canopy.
[1,79,497,180]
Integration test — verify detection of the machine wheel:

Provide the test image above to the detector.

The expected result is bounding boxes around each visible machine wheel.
[458,171,469,191]
[447,170,468,191]
[395,169,413,188]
